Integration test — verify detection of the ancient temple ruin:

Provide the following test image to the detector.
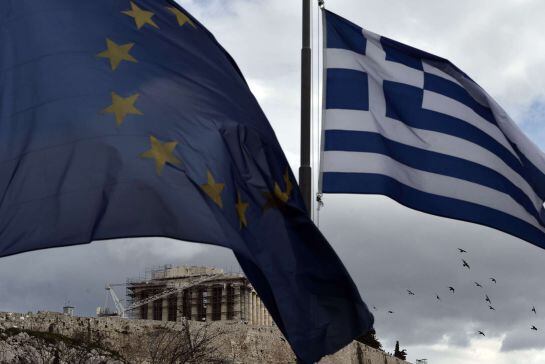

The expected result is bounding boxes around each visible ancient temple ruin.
[125,265,273,326]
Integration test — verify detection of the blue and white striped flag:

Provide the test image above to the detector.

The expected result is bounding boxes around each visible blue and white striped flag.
[320,10,545,250]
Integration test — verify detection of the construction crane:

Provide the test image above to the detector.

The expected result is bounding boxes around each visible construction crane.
[107,284,125,317]
[97,273,224,319]
[96,283,126,318]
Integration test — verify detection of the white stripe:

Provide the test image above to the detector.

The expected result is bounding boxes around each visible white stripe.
[422,90,519,158]
[361,28,381,44]
[326,48,424,89]
[422,62,462,86]
[361,35,385,61]
[322,151,545,233]
[324,109,375,131]
[490,97,545,177]
[323,109,543,212]
[450,74,545,184]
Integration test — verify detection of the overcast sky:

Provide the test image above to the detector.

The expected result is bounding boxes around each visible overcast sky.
[1,1,545,363]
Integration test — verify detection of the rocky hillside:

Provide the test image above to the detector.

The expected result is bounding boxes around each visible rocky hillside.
[0,311,410,364]
[0,327,123,364]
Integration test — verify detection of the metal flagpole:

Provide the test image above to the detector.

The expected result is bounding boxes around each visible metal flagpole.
[297,1,314,363]
[299,0,312,217]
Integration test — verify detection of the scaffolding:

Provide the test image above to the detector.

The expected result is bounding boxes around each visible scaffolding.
[123,265,255,324]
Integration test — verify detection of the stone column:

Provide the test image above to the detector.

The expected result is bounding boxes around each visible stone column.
[207,285,214,322]
[177,291,183,322]
[162,296,169,322]
[254,295,258,325]
[191,289,198,321]
[242,286,247,321]
[239,286,245,321]
[251,292,256,325]
[221,284,227,321]
[180,290,186,319]
[233,285,241,320]
[246,288,250,322]
[147,298,153,320]
[257,298,262,325]
[140,292,148,320]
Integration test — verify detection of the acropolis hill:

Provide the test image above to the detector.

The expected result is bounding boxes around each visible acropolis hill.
[0,265,412,363]
[0,311,411,364]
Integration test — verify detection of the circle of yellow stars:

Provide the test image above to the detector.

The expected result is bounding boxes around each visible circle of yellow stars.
[95,1,291,229]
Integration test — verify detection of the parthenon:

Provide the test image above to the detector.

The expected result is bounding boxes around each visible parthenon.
[126,265,273,326]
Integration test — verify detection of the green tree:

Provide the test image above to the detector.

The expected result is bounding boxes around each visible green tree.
[394,340,407,360]
[355,329,382,351]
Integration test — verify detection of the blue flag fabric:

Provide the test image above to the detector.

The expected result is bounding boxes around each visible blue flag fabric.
[0,1,373,362]
[321,10,545,251]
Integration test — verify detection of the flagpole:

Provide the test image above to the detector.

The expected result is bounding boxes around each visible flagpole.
[297,0,312,361]
[299,0,312,217]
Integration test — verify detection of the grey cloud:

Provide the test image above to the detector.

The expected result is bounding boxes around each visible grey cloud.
[501,326,545,352]
[318,195,545,353]
[325,0,545,118]
[0,239,237,316]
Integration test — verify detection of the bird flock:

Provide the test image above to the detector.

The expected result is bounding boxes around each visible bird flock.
[372,248,540,337]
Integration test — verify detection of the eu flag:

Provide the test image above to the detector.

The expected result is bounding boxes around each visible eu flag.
[0,1,373,361]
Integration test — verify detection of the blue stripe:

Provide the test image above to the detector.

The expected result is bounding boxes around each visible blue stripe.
[421,73,545,202]
[326,11,366,54]
[375,42,545,203]
[380,35,474,81]
[322,172,545,250]
[326,69,369,111]
[424,73,496,125]
[516,150,545,202]
[381,39,423,71]
[324,130,542,222]
[384,81,516,167]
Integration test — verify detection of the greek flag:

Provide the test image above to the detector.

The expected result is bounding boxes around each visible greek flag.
[320,10,545,250]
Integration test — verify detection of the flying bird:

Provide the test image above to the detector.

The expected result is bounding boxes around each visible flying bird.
[485,294,491,304]
[407,290,415,296]
[462,259,470,269]
[449,286,455,293]
[373,306,377,310]
[477,331,485,336]
[490,277,496,284]
[388,310,394,314]
[436,294,441,301]
[458,248,467,253]
[474,282,483,288]
[532,306,537,314]
[489,305,495,311]
[531,326,538,331]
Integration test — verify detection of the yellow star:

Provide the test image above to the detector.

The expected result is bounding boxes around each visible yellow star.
[140,136,182,176]
[123,2,159,30]
[235,191,249,228]
[201,171,225,208]
[263,169,293,210]
[97,38,137,71]
[278,169,294,202]
[166,7,196,28]
[102,92,143,126]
